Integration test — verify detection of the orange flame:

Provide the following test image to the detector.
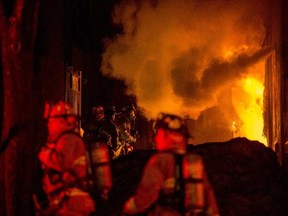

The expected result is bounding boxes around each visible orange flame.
[101,0,271,145]
[231,63,267,145]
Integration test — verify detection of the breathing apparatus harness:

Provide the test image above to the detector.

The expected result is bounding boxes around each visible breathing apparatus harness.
[34,130,89,215]
[157,152,206,216]
[43,130,89,193]
[157,152,185,214]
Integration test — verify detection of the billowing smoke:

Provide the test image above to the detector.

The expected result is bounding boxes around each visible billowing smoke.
[101,0,271,119]
[171,46,272,107]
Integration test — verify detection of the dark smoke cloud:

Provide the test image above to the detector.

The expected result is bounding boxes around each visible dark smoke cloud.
[101,0,271,118]
[171,47,273,107]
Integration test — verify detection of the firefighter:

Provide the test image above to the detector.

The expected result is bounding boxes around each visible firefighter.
[83,105,106,146]
[82,105,114,200]
[102,106,119,156]
[123,113,220,216]
[115,116,136,156]
[120,104,138,138]
[37,101,95,215]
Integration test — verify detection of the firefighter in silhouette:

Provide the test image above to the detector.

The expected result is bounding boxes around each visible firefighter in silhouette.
[115,115,136,157]
[83,106,106,145]
[101,106,119,157]
[120,104,138,138]
[83,105,117,157]
[37,101,95,215]
[123,113,219,216]
[82,105,114,201]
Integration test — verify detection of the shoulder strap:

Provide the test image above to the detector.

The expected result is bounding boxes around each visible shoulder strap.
[157,152,185,214]
[173,154,186,214]
[52,130,81,144]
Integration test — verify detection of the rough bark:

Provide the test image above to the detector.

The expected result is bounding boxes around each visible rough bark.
[0,0,40,215]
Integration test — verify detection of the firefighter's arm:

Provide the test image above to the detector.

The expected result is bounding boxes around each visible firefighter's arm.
[38,144,62,171]
[62,155,87,185]
[122,130,136,143]
[111,126,119,151]
[56,135,85,167]
[55,134,87,187]
[203,170,220,216]
[123,156,164,214]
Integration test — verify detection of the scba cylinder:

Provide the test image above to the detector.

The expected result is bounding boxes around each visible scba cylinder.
[183,154,205,212]
[90,142,113,198]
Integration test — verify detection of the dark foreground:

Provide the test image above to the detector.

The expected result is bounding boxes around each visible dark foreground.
[96,138,288,216]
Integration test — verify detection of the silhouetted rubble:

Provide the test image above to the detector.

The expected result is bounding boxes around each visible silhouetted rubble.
[96,137,288,216]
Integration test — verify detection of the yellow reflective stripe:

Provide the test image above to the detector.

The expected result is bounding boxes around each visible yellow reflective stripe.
[73,156,86,166]
[66,187,89,196]
[125,197,137,212]
[163,177,175,189]
[206,207,220,216]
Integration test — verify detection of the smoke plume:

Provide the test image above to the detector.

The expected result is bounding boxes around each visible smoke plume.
[101,0,271,119]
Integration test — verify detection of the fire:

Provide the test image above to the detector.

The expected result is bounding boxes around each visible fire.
[101,0,271,145]
[232,73,267,145]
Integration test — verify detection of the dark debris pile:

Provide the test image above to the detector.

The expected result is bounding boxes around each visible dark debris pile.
[97,137,288,216]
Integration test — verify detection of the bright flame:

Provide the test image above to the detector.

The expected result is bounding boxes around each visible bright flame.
[232,72,267,145]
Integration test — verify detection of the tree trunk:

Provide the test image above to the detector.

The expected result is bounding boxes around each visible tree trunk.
[0,0,40,215]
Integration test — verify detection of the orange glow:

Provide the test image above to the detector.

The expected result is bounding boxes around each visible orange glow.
[232,65,266,145]
[101,0,271,144]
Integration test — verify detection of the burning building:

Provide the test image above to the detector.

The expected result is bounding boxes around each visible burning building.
[1,0,288,215]
[100,0,288,165]
[56,0,288,164]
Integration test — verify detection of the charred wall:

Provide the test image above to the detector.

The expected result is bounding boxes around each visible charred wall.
[264,0,288,167]
[281,0,288,167]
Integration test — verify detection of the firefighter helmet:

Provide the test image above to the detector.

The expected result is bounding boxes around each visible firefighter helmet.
[121,104,136,113]
[104,106,116,116]
[44,101,77,119]
[154,113,189,136]
[92,105,105,120]
[92,106,104,115]
[121,104,136,123]
[154,113,189,153]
